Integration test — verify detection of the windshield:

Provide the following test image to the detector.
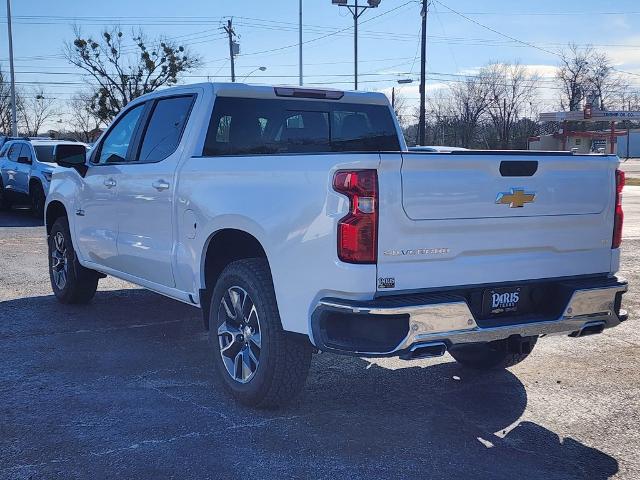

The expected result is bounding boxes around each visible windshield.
[203,97,400,156]
[34,145,55,163]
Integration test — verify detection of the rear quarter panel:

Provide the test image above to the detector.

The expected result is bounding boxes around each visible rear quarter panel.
[174,153,381,336]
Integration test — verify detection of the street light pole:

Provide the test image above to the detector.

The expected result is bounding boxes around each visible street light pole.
[331,0,381,91]
[418,0,429,146]
[6,0,17,136]
[242,66,267,82]
[354,0,359,90]
[299,0,303,85]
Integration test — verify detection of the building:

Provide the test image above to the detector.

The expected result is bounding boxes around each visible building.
[532,107,640,156]
[529,129,640,158]
[616,129,640,158]
[529,130,625,154]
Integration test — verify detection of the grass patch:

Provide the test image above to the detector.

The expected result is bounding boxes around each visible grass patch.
[626,177,640,186]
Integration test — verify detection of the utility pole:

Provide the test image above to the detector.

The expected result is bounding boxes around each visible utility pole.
[503,98,507,149]
[627,100,631,159]
[299,0,303,85]
[392,87,395,109]
[224,19,236,82]
[417,0,428,146]
[331,0,381,91]
[6,0,17,136]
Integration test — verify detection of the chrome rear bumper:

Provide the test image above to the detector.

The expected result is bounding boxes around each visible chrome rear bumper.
[312,277,628,357]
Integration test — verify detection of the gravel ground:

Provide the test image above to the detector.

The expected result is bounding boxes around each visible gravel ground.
[0,190,639,480]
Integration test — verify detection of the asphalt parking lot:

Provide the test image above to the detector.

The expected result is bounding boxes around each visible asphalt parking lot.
[620,158,640,179]
[1,189,639,480]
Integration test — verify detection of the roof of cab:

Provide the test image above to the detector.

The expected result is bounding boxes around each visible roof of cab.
[130,82,391,106]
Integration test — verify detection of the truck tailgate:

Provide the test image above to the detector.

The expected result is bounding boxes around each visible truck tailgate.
[376,152,618,292]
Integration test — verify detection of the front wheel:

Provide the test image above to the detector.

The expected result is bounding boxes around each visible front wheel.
[0,180,12,210]
[449,336,538,370]
[48,216,100,304]
[30,183,45,219]
[209,258,313,408]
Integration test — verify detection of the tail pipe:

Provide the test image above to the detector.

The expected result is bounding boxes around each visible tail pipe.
[570,321,606,338]
[400,342,448,360]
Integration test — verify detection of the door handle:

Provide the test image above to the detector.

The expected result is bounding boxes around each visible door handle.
[104,178,116,188]
[152,180,170,191]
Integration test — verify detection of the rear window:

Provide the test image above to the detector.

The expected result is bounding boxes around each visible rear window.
[34,146,55,163]
[203,97,399,156]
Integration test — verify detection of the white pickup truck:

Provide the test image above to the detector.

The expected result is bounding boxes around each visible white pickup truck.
[45,83,628,408]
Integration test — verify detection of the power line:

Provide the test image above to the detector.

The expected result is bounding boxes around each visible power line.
[433,0,560,57]
[434,0,640,81]
[2,10,638,22]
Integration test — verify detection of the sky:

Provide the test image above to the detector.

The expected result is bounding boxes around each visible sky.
[1,0,640,130]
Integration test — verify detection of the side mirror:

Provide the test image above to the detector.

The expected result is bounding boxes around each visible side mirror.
[54,144,87,175]
[17,156,32,165]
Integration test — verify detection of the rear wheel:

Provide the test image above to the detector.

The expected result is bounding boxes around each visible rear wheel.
[449,336,538,370]
[209,258,313,408]
[30,182,45,219]
[48,216,99,304]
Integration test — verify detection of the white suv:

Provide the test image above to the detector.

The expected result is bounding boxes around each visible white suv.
[0,139,87,216]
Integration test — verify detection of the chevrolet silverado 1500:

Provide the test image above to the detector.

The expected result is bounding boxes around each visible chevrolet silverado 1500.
[44,83,628,407]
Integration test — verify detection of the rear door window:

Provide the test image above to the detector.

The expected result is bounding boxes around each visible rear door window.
[34,145,55,163]
[203,97,399,156]
[137,95,195,163]
[19,144,33,162]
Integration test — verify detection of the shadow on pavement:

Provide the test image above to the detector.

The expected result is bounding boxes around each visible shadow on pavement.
[0,206,43,227]
[0,289,619,479]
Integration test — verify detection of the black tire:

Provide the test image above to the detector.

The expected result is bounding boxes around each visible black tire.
[48,216,99,304]
[208,258,313,408]
[0,179,12,210]
[30,182,45,219]
[449,336,538,370]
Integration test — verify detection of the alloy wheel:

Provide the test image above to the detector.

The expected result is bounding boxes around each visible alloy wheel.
[217,286,262,384]
[51,231,68,290]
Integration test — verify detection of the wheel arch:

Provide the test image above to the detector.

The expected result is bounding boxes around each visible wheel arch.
[28,177,44,195]
[200,228,271,330]
[45,200,68,235]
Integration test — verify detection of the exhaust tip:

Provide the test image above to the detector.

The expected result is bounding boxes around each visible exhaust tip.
[401,342,447,360]
[570,321,606,338]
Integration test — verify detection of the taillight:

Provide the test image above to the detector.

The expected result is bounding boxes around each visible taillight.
[613,169,625,248]
[333,170,378,264]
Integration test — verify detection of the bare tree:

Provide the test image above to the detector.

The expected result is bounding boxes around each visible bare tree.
[0,66,18,134]
[65,27,200,122]
[392,90,410,127]
[67,93,103,142]
[482,62,539,149]
[449,76,490,148]
[619,90,640,112]
[18,89,57,136]
[557,44,592,111]
[587,51,626,111]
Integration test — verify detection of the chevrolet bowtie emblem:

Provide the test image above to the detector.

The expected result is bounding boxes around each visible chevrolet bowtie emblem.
[496,188,536,208]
